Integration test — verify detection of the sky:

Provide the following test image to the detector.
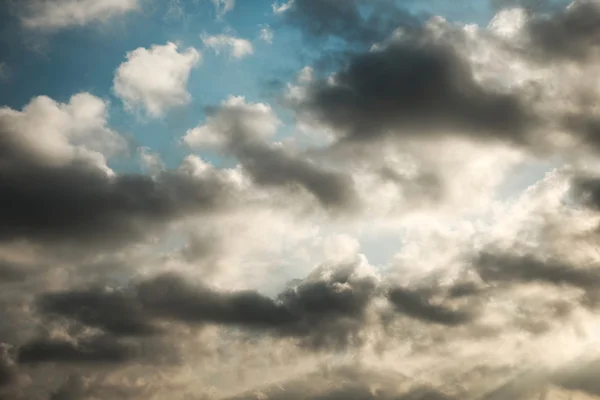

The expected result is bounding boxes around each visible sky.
[3,0,600,399]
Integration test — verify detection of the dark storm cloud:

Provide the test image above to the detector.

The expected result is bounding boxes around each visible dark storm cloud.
[36,262,379,351]
[281,0,423,45]
[17,336,137,364]
[135,263,378,349]
[0,261,29,283]
[136,273,296,327]
[38,288,159,337]
[0,151,233,250]
[297,41,533,145]
[48,374,141,400]
[387,287,475,326]
[0,347,14,388]
[475,252,600,290]
[0,109,239,250]
[526,0,600,61]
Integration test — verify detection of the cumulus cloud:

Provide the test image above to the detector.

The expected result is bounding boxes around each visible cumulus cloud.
[113,42,201,118]
[291,33,534,147]
[201,34,254,59]
[0,92,125,169]
[0,93,241,251]
[17,0,138,30]
[35,258,380,351]
[185,96,358,210]
[6,1,600,399]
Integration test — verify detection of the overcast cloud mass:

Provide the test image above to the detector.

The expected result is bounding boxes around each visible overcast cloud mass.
[2,0,600,399]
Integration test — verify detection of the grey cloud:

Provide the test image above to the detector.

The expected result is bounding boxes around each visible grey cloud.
[570,175,600,210]
[553,358,600,397]
[280,0,422,45]
[447,281,481,298]
[38,288,160,337]
[297,41,533,146]
[36,262,379,351]
[136,273,297,328]
[232,142,358,211]
[228,364,452,400]
[527,0,600,61]
[475,252,600,291]
[49,375,87,400]
[0,346,14,388]
[137,263,378,349]
[0,261,29,284]
[379,167,445,206]
[0,151,233,252]
[388,287,476,326]
[48,374,146,400]
[195,100,359,211]
[18,336,137,364]
[287,0,600,158]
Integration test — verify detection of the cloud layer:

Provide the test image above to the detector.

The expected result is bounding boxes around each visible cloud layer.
[4,0,600,399]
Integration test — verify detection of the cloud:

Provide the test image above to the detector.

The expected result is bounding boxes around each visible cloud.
[185,96,358,210]
[113,42,201,118]
[35,258,380,351]
[38,288,160,336]
[0,94,239,251]
[7,1,600,399]
[388,286,476,326]
[282,0,600,159]
[259,25,274,44]
[184,96,279,149]
[277,0,421,44]
[201,34,254,59]
[525,0,600,61]
[0,92,126,169]
[18,336,138,364]
[553,357,600,397]
[139,147,165,174]
[17,0,138,31]
[0,157,234,251]
[0,345,15,388]
[293,39,533,147]
[475,252,600,292]
[212,0,235,18]
[227,365,454,400]
[272,0,294,14]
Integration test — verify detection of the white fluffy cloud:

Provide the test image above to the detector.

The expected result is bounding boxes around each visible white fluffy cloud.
[113,42,201,118]
[0,92,125,171]
[184,96,280,149]
[201,33,254,59]
[18,0,137,30]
